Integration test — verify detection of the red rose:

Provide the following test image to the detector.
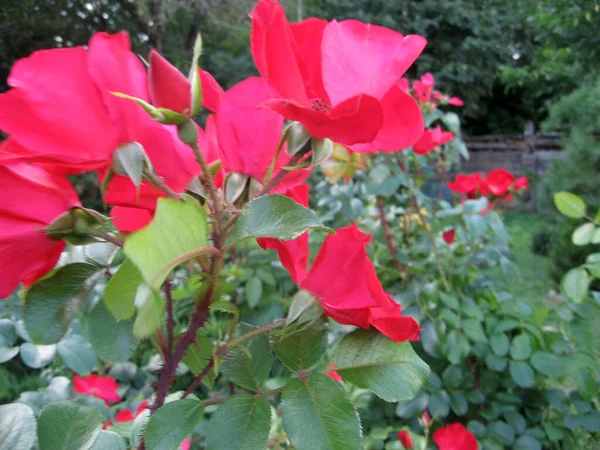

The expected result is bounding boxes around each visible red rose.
[250,0,425,152]
[73,374,121,403]
[413,126,454,155]
[442,229,455,244]
[261,207,420,342]
[148,49,223,114]
[397,430,413,449]
[0,164,80,298]
[448,96,464,106]
[447,173,482,197]
[433,423,478,450]
[480,168,514,197]
[515,176,529,191]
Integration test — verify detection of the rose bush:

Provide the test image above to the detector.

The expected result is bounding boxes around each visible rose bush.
[0,1,598,450]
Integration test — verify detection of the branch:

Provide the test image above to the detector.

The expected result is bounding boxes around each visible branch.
[376,196,404,275]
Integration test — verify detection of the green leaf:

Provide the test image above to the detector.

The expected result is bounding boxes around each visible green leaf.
[205,394,271,450]
[439,292,459,310]
[245,276,263,308]
[0,345,19,364]
[486,353,507,371]
[273,321,327,372]
[0,319,17,346]
[286,290,322,326]
[490,333,510,356]
[189,34,203,116]
[488,421,515,446]
[282,374,361,450]
[0,403,36,450]
[504,411,526,434]
[57,334,96,375]
[124,198,208,289]
[133,286,165,339]
[24,263,101,344]
[333,329,430,402]
[531,352,570,378]
[510,334,533,360]
[554,192,586,218]
[89,431,127,450]
[428,390,450,419]
[20,343,56,368]
[442,365,463,389]
[449,392,468,416]
[510,361,535,387]
[37,401,104,450]
[572,223,595,245]
[210,300,239,317]
[562,268,589,302]
[182,334,213,375]
[103,259,142,321]
[144,399,203,450]
[575,370,597,401]
[221,332,273,391]
[462,319,487,343]
[514,435,542,450]
[89,301,137,364]
[592,228,600,244]
[112,142,146,191]
[226,194,333,248]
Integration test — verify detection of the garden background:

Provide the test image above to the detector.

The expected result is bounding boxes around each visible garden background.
[0,1,599,449]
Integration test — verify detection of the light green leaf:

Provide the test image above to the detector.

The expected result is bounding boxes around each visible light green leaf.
[144,399,204,450]
[0,345,19,364]
[572,223,595,245]
[273,321,327,372]
[124,198,208,290]
[205,394,271,450]
[554,192,586,219]
[333,329,430,402]
[226,194,333,248]
[592,228,600,244]
[510,334,533,360]
[510,361,535,387]
[221,332,273,391]
[89,431,127,450]
[37,401,104,450]
[57,334,96,375]
[0,403,36,450]
[89,301,137,364]
[210,300,239,317]
[104,259,142,321]
[133,286,165,339]
[245,276,263,308]
[282,374,362,450]
[20,343,56,368]
[562,268,589,302]
[24,263,101,344]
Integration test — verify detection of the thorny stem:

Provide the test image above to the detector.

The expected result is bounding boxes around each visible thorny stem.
[376,196,404,276]
[90,231,123,248]
[165,282,175,359]
[144,170,179,200]
[190,142,221,223]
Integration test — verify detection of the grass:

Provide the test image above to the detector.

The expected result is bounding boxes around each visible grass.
[489,210,554,306]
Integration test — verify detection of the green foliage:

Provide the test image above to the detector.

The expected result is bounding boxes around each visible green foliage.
[0,403,36,450]
[37,401,104,450]
[144,399,204,450]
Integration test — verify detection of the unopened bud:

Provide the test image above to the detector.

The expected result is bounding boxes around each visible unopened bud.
[286,122,312,156]
[178,120,199,145]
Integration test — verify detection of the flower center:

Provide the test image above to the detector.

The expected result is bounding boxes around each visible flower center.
[310,98,331,113]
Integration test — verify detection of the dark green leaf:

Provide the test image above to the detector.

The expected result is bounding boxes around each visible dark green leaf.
[575,370,597,401]
[0,403,36,450]
[245,276,263,308]
[273,321,327,372]
[205,394,271,450]
[113,142,145,191]
[504,412,526,434]
[510,334,533,360]
[333,329,430,402]
[488,421,515,446]
[89,301,137,364]
[221,333,273,391]
[144,400,204,450]
[449,392,468,416]
[182,334,213,375]
[531,352,570,378]
[57,334,96,375]
[490,334,509,357]
[428,390,450,419]
[124,198,208,289]
[514,435,542,450]
[439,292,459,309]
[395,392,429,419]
[24,263,101,344]
[103,259,142,321]
[462,319,487,343]
[37,401,104,450]
[442,365,463,389]
[226,194,333,248]
[554,192,586,219]
[285,290,322,326]
[282,374,361,450]
[486,353,507,371]
[510,361,535,387]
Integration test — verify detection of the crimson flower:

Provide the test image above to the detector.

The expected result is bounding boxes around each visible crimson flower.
[447,173,482,197]
[412,72,434,104]
[433,423,478,450]
[0,164,80,298]
[413,126,454,155]
[326,363,343,382]
[448,96,464,106]
[250,0,425,152]
[210,77,309,192]
[515,176,529,191]
[396,430,413,449]
[260,197,420,342]
[442,229,455,244]
[104,400,149,429]
[480,168,514,197]
[73,374,121,403]
[148,49,223,114]
[422,411,431,426]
